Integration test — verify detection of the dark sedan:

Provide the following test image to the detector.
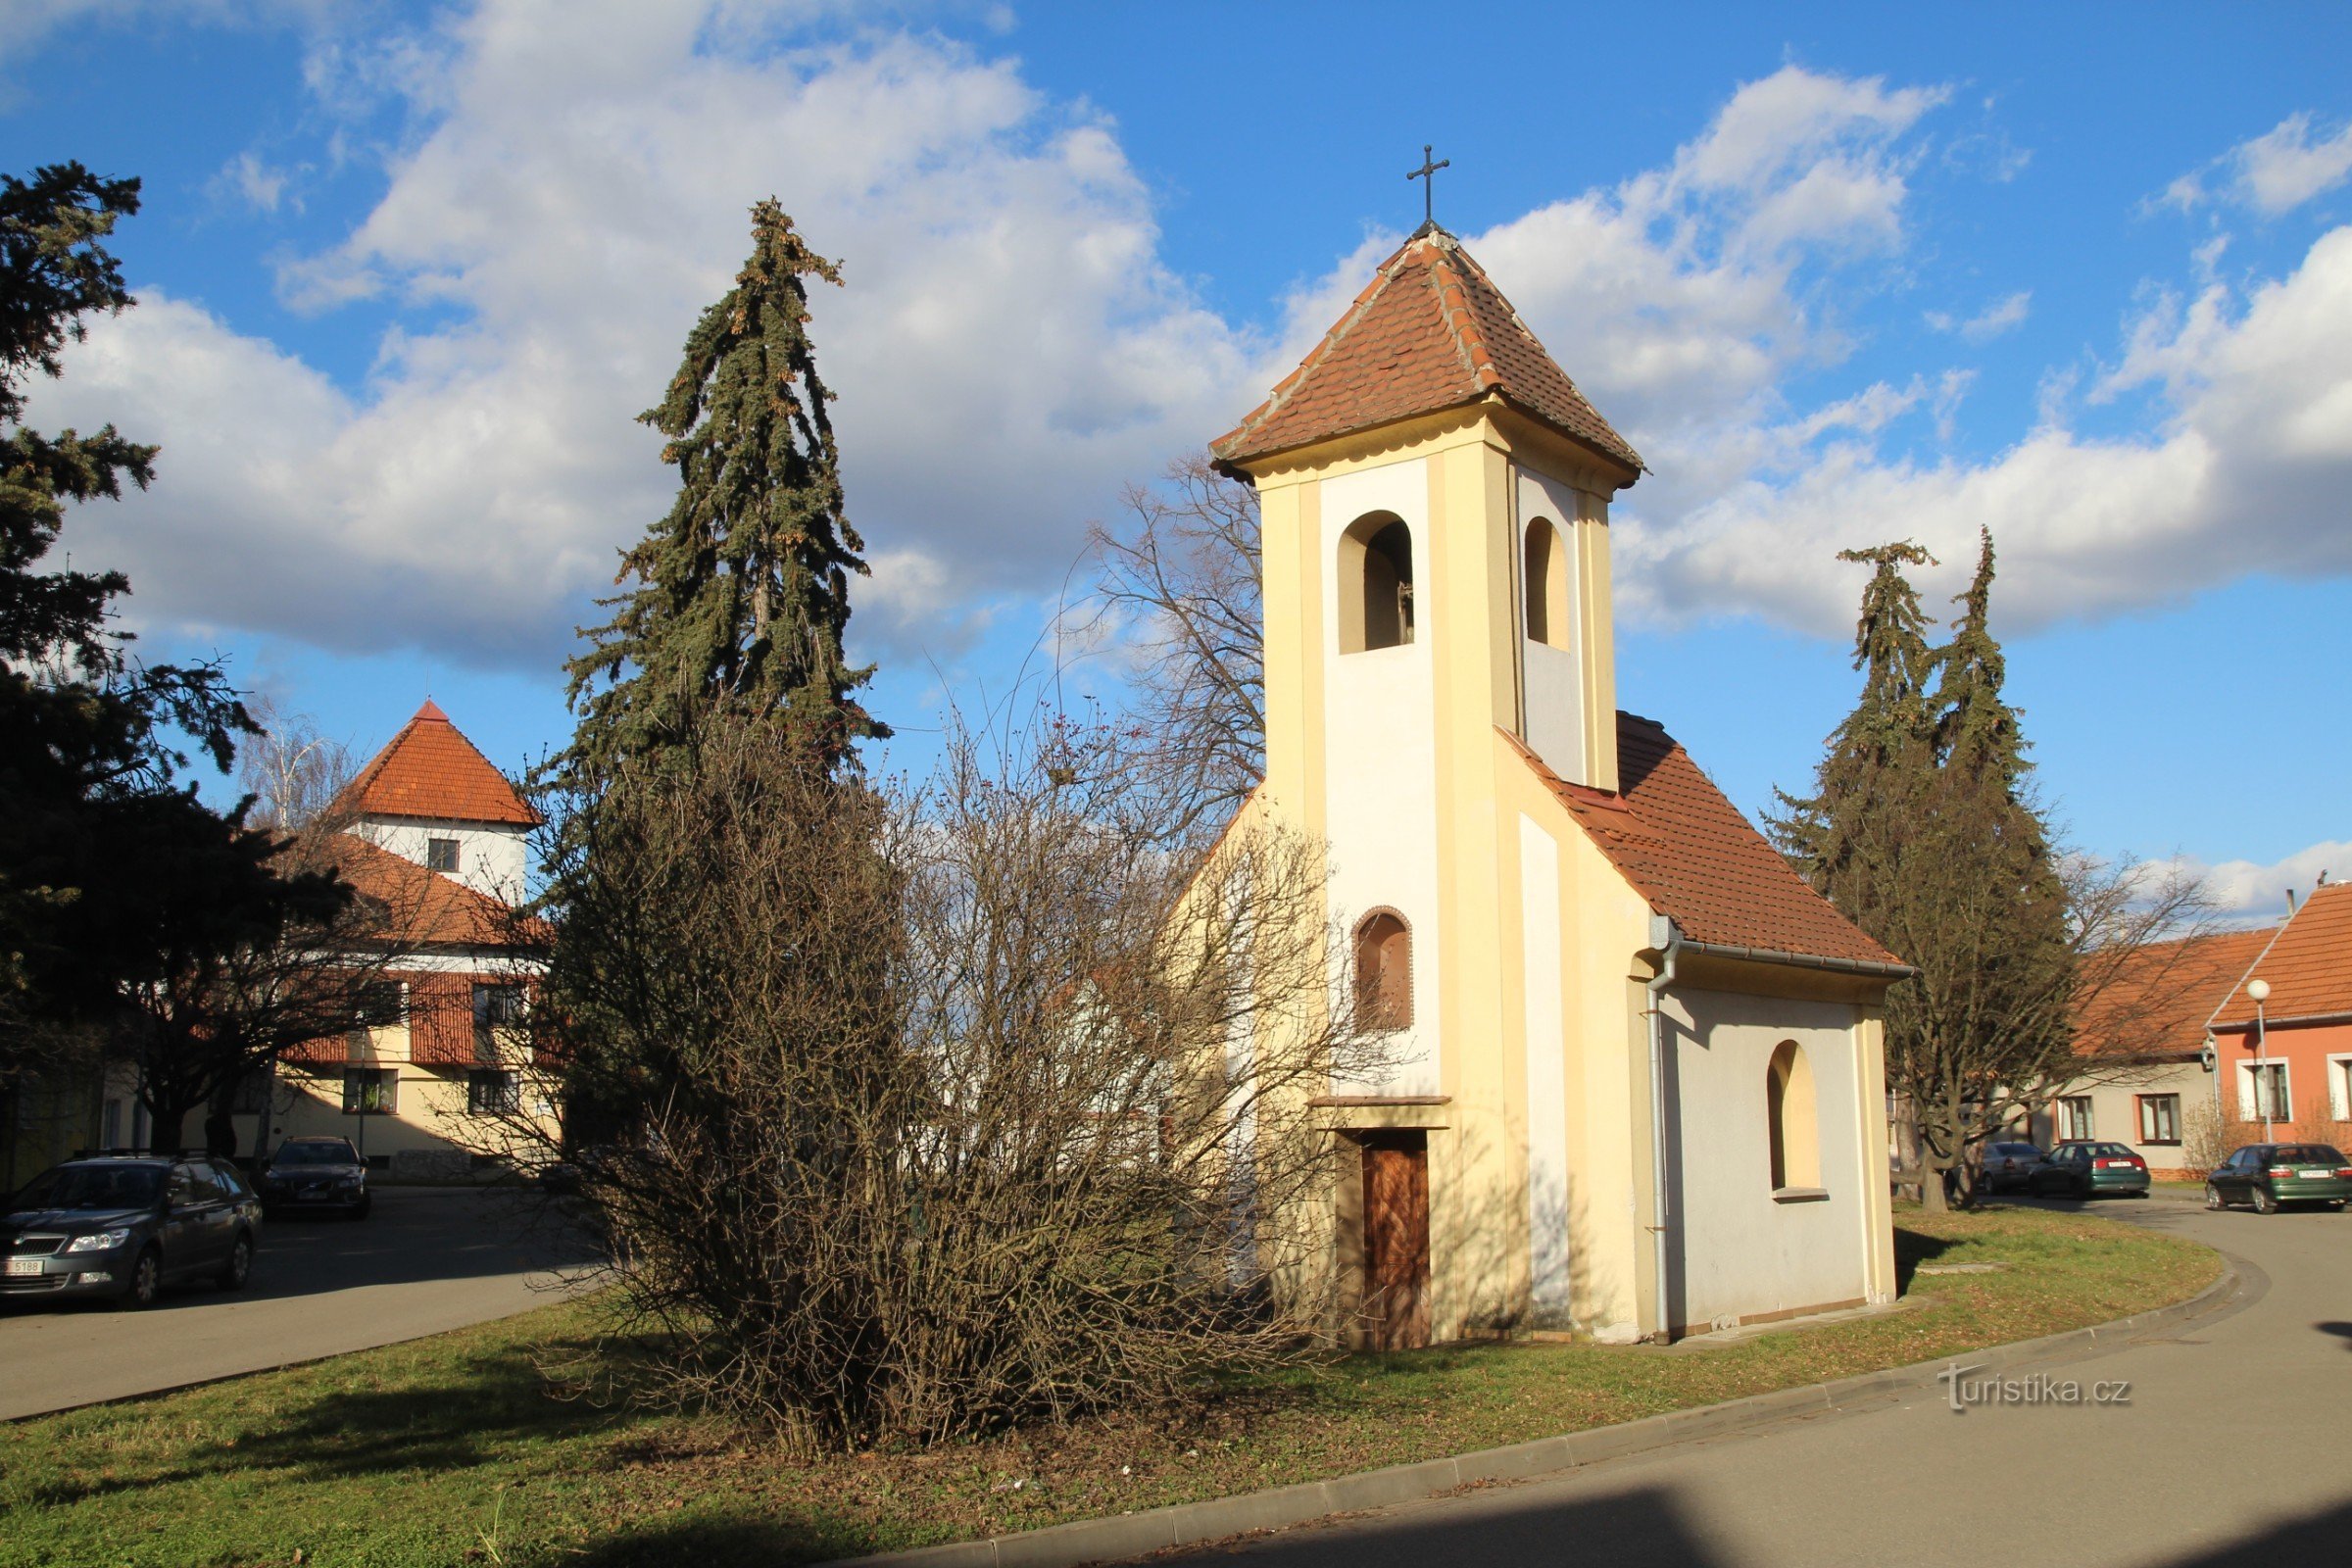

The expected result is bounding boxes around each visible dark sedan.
[2204,1144,2352,1213]
[1,1155,259,1307]
[1981,1141,2048,1194]
[259,1137,372,1218]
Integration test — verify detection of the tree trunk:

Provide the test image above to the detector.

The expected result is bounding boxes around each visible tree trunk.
[144,1099,192,1158]
[1919,1155,1949,1213]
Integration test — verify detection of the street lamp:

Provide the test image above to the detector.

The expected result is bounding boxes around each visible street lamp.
[2247,978,2273,1141]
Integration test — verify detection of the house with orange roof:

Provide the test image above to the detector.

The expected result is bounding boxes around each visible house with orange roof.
[2204,881,2352,1148]
[1209,221,1909,1347]
[220,703,554,1173]
[2057,926,2273,1173]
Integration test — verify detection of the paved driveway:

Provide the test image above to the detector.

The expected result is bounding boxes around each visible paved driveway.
[0,1188,595,1421]
[1189,1196,2351,1567]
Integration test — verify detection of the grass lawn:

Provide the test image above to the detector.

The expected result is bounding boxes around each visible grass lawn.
[0,1204,2217,1568]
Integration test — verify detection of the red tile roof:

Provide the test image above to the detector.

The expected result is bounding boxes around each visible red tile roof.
[326,833,541,951]
[1212,227,1642,476]
[2213,880,2352,1027]
[339,701,538,826]
[1509,716,1904,971]
[2074,925,2275,1060]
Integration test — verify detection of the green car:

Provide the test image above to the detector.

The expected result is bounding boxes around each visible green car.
[2029,1141,2150,1198]
[2204,1144,2352,1213]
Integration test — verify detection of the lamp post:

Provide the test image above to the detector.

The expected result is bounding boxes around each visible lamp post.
[2248,977,2273,1141]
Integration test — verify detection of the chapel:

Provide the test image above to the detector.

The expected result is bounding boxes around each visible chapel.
[1210,222,1909,1346]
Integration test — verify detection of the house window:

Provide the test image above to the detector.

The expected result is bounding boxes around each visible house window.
[2239,1061,2291,1123]
[467,1070,520,1115]
[1351,910,1413,1032]
[2137,1094,2181,1146]
[1524,516,1569,649]
[360,978,409,1026]
[1339,514,1414,653]
[1766,1041,1821,1191]
[342,1068,397,1115]
[2328,1056,2352,1122]
[426,837,460,873]
[2055,1096,2095,1141]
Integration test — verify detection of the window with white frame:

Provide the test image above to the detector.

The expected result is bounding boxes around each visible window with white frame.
[2329,1056,2352,1123]
[2136,1094,2181,1146]
[2238,1061,2291,1122]
[2056,1096,2095,1141]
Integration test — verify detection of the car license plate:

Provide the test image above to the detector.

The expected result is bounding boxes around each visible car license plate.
[4,1257,42,1277]
[2303,1170,2333,1180]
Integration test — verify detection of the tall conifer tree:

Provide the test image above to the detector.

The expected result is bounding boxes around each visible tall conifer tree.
[1770,541,1938,900]
[1778,533,2078,1211]
[560,200,885,782]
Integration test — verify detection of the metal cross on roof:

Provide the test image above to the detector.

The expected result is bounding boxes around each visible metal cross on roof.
[1407,145,1450,229]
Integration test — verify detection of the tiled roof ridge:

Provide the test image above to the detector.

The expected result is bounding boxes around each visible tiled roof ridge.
[1216,231,1424,463]
[1504,717,1903,972]
[2210,878,2350,1026]
[1211,227,1643,475]
[338,700,538,826]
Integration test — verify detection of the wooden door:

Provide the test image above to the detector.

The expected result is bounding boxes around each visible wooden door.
[1361,1132,1430,1349]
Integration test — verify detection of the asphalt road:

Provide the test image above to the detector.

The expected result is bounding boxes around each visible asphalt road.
[0,1187,595,1421]
[1188,1193,2351,1568]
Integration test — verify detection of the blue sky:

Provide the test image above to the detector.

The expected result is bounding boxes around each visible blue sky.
[5,1,2349,917]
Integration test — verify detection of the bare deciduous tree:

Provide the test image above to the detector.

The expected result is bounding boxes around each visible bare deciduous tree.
[505,702,1382,1447]
[1079,453,1264,837]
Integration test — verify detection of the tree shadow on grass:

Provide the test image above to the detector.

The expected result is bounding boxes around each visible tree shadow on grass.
[24,1336,632,1508]
[564,1515,867,1568]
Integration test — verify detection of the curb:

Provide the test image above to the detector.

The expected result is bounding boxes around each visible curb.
[822,1257,2249,1568]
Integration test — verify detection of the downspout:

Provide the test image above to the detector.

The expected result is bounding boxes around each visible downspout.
[1644,912,1682,1344]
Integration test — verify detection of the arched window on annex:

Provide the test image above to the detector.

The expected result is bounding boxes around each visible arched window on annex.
[1339,513,1415,652]
[1352,909,1414,1033]
[1765,1040,1822,1194]
[1523,515,1569,649]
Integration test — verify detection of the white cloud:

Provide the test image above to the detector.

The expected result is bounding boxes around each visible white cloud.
[36,30,2352,683]
[2159,111,2352,217]
[1926,289,2030,342]
[42,2,1271,669]
[2161,842,2351,928]
[210,151,296,214]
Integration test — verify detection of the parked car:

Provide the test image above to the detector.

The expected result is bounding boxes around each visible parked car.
[2203,1144,2352,1214]
[2030,1141,2150,1199]
[1,1154,259,1308]
[258,1136,372,1218]
[1981,1141,2048,1194]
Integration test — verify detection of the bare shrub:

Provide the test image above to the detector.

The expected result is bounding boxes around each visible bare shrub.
[514,704,1381,1448]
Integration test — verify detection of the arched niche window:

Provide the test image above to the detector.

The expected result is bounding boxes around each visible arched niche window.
[1523,516,1569,650]
[1766,1040,1822,1192]
[1352,909,1413,1033]
[1339,513,1415,653]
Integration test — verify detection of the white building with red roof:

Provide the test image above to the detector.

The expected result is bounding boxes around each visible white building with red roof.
[252,702,552,1172]
[1213,223,1909,1347]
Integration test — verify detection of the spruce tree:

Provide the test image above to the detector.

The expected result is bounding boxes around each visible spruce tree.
[561,199,885,783]
[1770,541,1938,901]
[1934,527,2029,792]
[1778,533,2077,1211]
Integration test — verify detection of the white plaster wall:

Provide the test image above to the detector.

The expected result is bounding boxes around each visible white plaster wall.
[1668,986,1873,1328]
[1519,814,1573,1325]
[356,818,529,904]
[1515,468,1585,784]
[2067,1064,2211,1171]
[1319,459,1443,1099]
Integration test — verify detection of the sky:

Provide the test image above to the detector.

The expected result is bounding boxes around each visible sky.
[4,0,2349,922]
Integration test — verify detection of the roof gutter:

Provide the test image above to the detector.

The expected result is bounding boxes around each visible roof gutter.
[1674,937,1918,981]
[2210,1008,2352,1033]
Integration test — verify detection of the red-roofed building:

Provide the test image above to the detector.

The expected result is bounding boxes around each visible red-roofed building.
[1211,223,1907,1348]
[249,704,552,1175]
[2207,882,2352,1147]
